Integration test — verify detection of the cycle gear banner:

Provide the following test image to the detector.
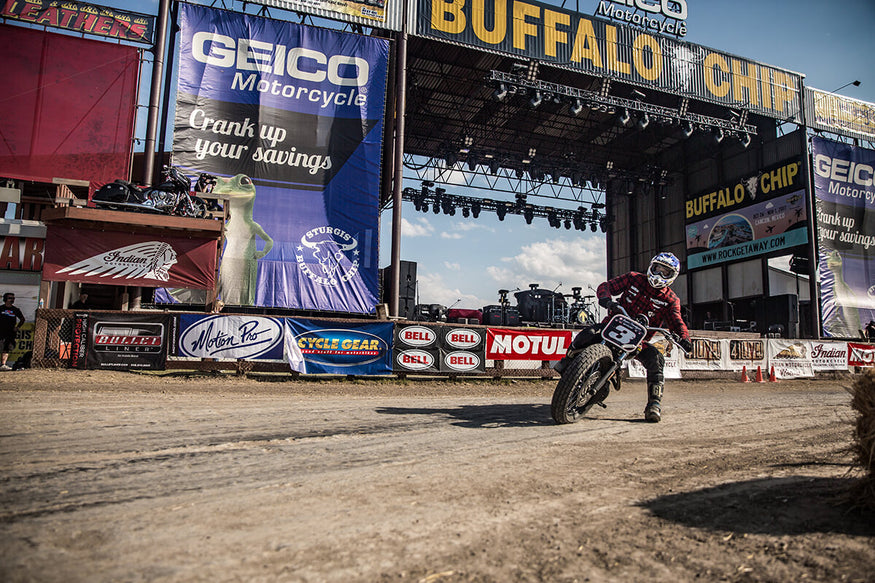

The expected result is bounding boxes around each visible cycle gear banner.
[174,4,389,313]
[284,319,393,375]
[812,137,875,338]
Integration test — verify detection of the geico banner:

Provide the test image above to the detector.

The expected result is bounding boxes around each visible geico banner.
[848,342,875,367]
[767,339,814,379]
[810,341,849,372]
[284,319,393,375]
[178,314,284,360]
[485,328,571,361]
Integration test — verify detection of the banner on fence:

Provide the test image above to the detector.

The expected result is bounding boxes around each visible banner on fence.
[683,337,727,371]
[178,314,284,360]
[727,338,768,371]
[84,313,175,370]
[284,319,393,375]
[393,323,486,373]
[767,339,815,378]
[810,341,849,371]
[848,342,875,367]
[485,328,572,361]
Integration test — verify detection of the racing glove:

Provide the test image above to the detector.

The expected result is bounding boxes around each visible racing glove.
[679,338,693,354]
[598,296,613,309]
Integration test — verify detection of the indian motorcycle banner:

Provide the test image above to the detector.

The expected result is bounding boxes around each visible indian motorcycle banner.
[811,136,875,338]
[173,4,390,313]
[42,227,217,289]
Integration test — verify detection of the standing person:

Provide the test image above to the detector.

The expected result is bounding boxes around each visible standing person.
[555,253,693,422]
[71,293,89,309]
[866,320,875,342]
[1,292,26,371]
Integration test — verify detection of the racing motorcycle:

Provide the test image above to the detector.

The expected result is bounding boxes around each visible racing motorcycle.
[551,306,686,424]
[92,165,215,218]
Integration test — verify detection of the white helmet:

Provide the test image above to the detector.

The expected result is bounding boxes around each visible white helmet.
[647,252,680,289]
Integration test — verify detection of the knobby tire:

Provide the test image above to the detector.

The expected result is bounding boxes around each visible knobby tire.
[551,343,614,424]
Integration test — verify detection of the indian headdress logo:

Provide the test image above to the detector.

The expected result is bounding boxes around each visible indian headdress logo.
[57,242,178,281]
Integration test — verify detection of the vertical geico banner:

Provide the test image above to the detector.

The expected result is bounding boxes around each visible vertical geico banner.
[418,0,801,119]
[811,137,875,338]
[485,328,571,361]
[85,313,175,370]
[393,324,486,373]
[685,158,807,270]
[174,4,390,313]
[284,319,393,375]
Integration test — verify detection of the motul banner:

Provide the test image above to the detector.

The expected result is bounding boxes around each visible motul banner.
[173,4,389,313]
[43,227,217,289]
[485,328,571,361]
[848,343,875,367]
[0,24,138,193]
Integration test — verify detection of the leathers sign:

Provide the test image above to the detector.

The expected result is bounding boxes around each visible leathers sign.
[43,227,217,289]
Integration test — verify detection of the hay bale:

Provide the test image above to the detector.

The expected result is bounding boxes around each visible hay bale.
[850,368,875,509]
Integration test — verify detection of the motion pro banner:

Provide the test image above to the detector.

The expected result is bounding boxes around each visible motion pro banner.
[284,319,393,375]
[811,137,875,337]
[178,314,284,360]
[174,4,389,313]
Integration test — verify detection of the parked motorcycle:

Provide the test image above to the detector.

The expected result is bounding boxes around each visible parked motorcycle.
[551,306,686,424]
[92,165,216,218]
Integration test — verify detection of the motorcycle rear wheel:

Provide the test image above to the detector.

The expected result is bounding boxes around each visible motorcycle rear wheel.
[551,343,614,424]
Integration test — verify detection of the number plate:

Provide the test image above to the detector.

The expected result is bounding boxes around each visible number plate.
[601,314,647,352]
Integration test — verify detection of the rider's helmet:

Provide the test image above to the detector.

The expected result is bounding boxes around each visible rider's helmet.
[647,252,680,289]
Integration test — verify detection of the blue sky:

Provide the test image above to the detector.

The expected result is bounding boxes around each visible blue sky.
[14,0,875,311]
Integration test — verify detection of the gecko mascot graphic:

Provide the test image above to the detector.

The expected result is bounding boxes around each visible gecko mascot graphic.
[213,175,273,306]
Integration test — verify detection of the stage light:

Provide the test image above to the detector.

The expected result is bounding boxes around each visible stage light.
[472,200,482,218]
[515,167,524,178]
[529,90,543,108]
[713,128,725,144]
[599,218,608,233]
[740,133,751,148]
[467,154,478,171]
[496,203,507,221]
[489,159,500,174]
[570,98,584,116]
[445,152,458,167]
[564,218,572,230]
[432,201,440,214]
[524,206,534,224]
[590,222,597,232]
[637,112,650,130]
[681,120,694,138]
[462,206,470,218]
[618,108,631,127]
[493,83,508,102]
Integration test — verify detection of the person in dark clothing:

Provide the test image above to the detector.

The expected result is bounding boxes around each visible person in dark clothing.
[554,253,692,422]
[71,293,89,309]
[1,292,26,370]
[866,320,875,341]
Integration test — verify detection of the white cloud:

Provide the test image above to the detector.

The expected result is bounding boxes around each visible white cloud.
[416,271,490,308]
[443,261,461,271]
[401,217,435,237]
[440,231,463,239]
[489,236,607,294]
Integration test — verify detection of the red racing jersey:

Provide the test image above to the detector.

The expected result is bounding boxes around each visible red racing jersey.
[596,272,690,342]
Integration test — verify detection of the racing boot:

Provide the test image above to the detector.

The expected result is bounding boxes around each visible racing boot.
[644,382,664,423]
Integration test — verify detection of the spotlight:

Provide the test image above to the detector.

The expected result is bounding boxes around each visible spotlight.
[462,206,470,218]
[523,206,534,224]
[496,203,507,221]
[467,154,478,171]
[471,200,482,218]
[493,83,508,102]
[599,218,608,233]
[489,159,500,175]
[618,108,631,127]
[713,128,725,144]
[529,90,543,108]
[445,152,458,167]
[564,218,572,230]
[515,167,524,179]
[740,133,751,148]
[547,210,558,228]
[432,201,440,214]
[636,112,650,130]
[590,222,597,232]
[570,98,584,116]
[681,120,694,138]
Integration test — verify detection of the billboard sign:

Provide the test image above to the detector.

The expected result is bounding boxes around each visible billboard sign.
[811,137,875,338]
[174,4,389,313]
[1,1,155,44]
[685,159,807,270]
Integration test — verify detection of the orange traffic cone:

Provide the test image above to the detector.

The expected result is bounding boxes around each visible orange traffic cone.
[755,366,764,383]
[740,365,749,383]
[769,366,777,382]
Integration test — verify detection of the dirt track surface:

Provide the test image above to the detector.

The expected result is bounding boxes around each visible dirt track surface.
[1,369,873,582]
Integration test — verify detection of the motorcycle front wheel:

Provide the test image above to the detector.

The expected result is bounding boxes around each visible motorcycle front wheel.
[551,343,614,424]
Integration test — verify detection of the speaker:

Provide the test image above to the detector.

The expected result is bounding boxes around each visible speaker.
[514,289,565,323]
[381,261,418,319]
[503,306,521,326]
[482,305,503,325]
[754,294,798,338]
